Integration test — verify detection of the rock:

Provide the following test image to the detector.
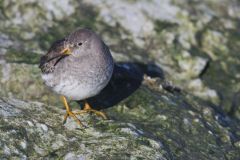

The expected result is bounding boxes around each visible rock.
[0,0,240,158]
[83,0,180,46]
[0,63,59,106]
[187,78,220,105]
[177,52,208,79]
[1,82,240,159]
[201,30,229,61]
[0,97,166,159]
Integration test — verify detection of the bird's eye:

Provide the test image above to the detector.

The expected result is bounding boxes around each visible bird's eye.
[78,42,83,46]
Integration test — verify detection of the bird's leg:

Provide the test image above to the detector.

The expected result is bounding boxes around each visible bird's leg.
[74,101,108,120]
[61,96,84,127]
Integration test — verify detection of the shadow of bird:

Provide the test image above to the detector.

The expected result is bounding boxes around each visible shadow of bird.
[78,62,165,110]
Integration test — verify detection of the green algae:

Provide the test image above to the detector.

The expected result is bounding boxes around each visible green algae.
[37,4,99,51]
[5,49,41,64]
[0,63,60,106]
[0,0,240,159]
[200,26,240,116]
[105,85,240,160]
[154,20,178,33]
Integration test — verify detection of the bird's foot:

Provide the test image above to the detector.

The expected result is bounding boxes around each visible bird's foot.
[74,109,108,120]
[61,96,107,127]
[63,110,85,127]
[61,96,85,127]
[74,102,108,120]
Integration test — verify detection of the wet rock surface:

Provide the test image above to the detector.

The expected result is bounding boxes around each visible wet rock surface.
[0,0,240,159]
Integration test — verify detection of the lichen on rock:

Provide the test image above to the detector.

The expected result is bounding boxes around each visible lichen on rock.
[0,0,240,159]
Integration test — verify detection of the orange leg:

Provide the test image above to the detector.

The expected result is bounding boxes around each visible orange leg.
[61,96,84,127]
[74,101,108,120]
[61,96,107,127]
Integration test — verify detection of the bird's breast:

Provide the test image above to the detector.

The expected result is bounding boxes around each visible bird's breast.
[41,56,113,100]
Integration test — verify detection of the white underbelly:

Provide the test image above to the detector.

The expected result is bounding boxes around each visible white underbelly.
[54,82,102,100]
[42,73,107,100]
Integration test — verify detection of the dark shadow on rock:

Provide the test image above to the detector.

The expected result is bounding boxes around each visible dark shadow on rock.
[77,62,165,110]
[228,91,240,119]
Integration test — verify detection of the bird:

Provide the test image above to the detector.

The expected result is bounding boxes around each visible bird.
[39,28,114,127]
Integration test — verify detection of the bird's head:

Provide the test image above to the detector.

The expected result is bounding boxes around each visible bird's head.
[39,29,94,73]
[64,28,94,57]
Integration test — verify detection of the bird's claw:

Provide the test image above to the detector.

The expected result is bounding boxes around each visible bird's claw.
[63,110,85,127]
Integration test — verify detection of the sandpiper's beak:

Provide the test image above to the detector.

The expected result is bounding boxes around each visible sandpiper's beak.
[60,47,71,55]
